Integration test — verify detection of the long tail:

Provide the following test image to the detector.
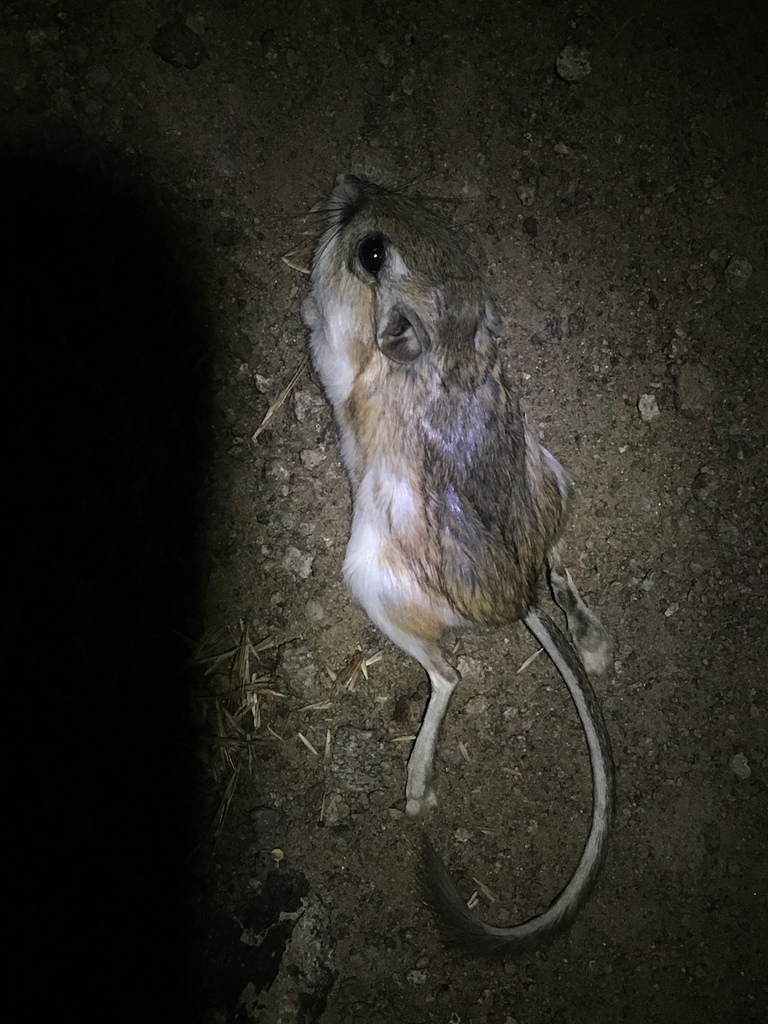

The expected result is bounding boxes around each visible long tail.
[419,605,615,957]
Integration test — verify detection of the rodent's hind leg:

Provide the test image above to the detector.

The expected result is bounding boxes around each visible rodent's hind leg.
[547,543,613,677]
[369,604,460,816]
[405,664,458,816]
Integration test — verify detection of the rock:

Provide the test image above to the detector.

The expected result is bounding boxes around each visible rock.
[283,546,314,578]
[690,465,718,506]
[638,393,660,422]
[294,389,326,423]
[729,752,751,780]
[401,71,416,96]
[456,655,483,684]
[261,893,335,1023]
[322,791,351,826]
[516,182,537,206]
[556,44,591,82]
[266,459,291,482]
[305,599,324,623]
[463,694,488,716]
[213,221,242,247]
[300,447,326,470]
[724,256,752,291]
[250,805,285,837]
[640,570,661,592]
[674,363,716,417]
[277,643,323,698]
[406,969,428,985]
[85,64,111,90]
[329,728,382,793]
[243,882,335,1024]
[152,21,206,69]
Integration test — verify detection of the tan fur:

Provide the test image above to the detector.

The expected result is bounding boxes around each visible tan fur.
[386,600,449,644]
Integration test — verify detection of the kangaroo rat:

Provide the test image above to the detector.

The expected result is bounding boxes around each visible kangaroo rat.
[301,174,615,956]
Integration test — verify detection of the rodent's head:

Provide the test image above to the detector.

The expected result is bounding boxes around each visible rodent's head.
[310,174,494,371]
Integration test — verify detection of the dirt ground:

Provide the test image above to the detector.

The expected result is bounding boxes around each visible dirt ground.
[5,2,767,1022]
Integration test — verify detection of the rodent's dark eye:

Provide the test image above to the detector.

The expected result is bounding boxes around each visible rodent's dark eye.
[358,234,386,276]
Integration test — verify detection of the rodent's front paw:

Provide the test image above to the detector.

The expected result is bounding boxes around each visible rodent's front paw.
[406,788,438,817]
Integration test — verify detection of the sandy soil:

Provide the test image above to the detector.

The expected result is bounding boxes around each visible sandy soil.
[4,2,766,1022]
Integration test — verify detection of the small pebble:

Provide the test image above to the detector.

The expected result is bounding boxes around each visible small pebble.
[690,466,717,504]
[277,642,322,698]
[266,459,290,482]
[638,394,660,422]
[463,694,488,716]
[300,447,326,470]
[250,805,284,835]
[456,655,483,683]
[330,728,379,793]
[516,183,536,206]
[556,44,592,82]
[85,64,111,90]
[406,969,427,985]
[283,546,314,578]
[152,21,206,69]
[724,256,752,291]
[640,570,661,592]
[675,363,715,418]
[322,791,350,827]
[294,389,326,423]
[729,752,751,780]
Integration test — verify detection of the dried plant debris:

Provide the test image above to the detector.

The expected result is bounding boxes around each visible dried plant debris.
[192,622,385,840]
[191,620,283,845]
[252,355,310,441]
[327,646,383,691]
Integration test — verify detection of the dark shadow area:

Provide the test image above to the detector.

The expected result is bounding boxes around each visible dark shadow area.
[1,152,211,1023]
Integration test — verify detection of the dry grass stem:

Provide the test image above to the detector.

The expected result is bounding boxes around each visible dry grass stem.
[516,647,544,673]
[471,877,497,902]
[321,661,338,682]
[298,731,319,757]
[360,649,382,680]
[204,762,241,852]
[252,355,310,441]
[335,647,382,691]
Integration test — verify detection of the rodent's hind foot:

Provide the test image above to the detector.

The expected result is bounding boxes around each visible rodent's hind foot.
[547,558,613,677]
[574,612,613,677]
[406,787,438,818]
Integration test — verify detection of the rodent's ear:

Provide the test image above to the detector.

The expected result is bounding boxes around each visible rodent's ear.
[376,301,429,365]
